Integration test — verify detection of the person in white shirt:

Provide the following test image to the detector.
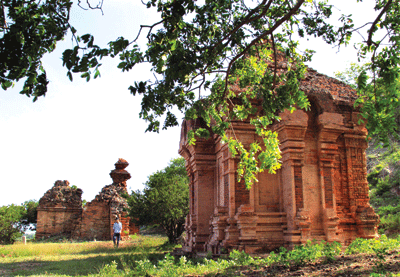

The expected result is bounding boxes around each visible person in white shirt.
[112,216,122,247]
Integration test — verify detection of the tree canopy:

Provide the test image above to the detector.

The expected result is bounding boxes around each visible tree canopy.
[2,0,400,186]
[1,0,72,100]
[0,200,38,244]
[126,157,189,244]
[336,62,400,145]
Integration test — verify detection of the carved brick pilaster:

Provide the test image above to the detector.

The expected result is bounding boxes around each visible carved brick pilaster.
[180,126,216,253]
[206,206,229,254]
[294,209,311,243]
[273,110,308,236]
[182,213,198,252]
[344,135,369,210]
[222,217,240,250]
[355,205,380,239]
[317,112,345,242]
[343,134,379,238]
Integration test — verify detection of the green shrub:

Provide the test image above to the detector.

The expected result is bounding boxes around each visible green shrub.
[98,261,120,277]
[323,241,342,262]
[229,249,255,266]
[157,253,178,277]
[288,244,316,266]
[134,258,154,275]
[380,213,400,235]
[346,235,400,255]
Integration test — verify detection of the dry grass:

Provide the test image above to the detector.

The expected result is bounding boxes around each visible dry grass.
[0,234,169,276]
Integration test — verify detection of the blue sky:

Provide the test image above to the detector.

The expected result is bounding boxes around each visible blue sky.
[0,0,375,206]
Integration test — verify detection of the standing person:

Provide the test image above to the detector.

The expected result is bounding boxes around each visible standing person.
[112,216,122,247]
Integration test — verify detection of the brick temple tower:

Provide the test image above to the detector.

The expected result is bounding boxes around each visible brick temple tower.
[179,66,379,254]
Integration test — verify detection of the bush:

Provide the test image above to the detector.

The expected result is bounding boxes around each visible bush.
[0,201,38,245]
[368,142,400,235]
[345,235,400,255]
[0,205,24,244]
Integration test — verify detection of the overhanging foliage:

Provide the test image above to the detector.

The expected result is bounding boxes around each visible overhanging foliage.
[2,0,400,187]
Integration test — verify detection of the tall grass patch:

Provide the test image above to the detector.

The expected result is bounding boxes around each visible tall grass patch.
[0,235,169,276]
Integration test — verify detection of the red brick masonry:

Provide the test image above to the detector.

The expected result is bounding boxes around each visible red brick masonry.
[179,67,379,254]
[36,159,139,241]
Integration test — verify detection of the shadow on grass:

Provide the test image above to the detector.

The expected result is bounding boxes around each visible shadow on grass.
[0,255,118,276]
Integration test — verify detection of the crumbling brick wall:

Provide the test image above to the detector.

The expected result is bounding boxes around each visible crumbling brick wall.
[73,200,111,240]
[36,181,82,240]
[37,159,138,241]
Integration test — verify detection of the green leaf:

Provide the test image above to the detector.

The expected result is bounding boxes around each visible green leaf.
[94,69,100,79]
[357,70,368,90]
[117,62,127,69]
[67,71,73,82]
[80,72,90,82]
[1,81,13,90]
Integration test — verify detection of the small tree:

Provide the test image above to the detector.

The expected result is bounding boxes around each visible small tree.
[0,205,25,244]
[20,200,38,229]
[0,200,38,244]
[127,158,189,244]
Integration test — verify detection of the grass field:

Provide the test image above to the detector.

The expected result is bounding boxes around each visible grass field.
[0,235,171,276]
[1,234,400,276]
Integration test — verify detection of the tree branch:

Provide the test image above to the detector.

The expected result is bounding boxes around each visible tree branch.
[271,33,278,89]
[350,22,374,33]
[1,1,8,30]
[211,0,274,54]
[77,0,104,14]
[367,0,392,47]
[222,0,306,97]
[133,20,165,42]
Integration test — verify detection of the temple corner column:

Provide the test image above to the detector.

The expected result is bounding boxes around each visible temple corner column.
[273,109,308,248]
[317,112,345,243]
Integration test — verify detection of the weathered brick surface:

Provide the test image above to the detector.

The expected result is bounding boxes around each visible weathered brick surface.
[294,166,304,210]
[36,181,82,240]
[74,200,110,240]
[37,159,139,241]
[235,179,249,213]
[179,66,379,255]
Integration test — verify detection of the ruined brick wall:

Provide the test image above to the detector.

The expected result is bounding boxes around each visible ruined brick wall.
[36,181,82,240]
[129,219,140,235]
[37,159,139,241]
[73,200,111,240]
[118,212,131,239]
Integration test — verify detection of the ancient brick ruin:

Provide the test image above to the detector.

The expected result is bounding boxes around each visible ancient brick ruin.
[179,66,380,254]
[36,159,138,240]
